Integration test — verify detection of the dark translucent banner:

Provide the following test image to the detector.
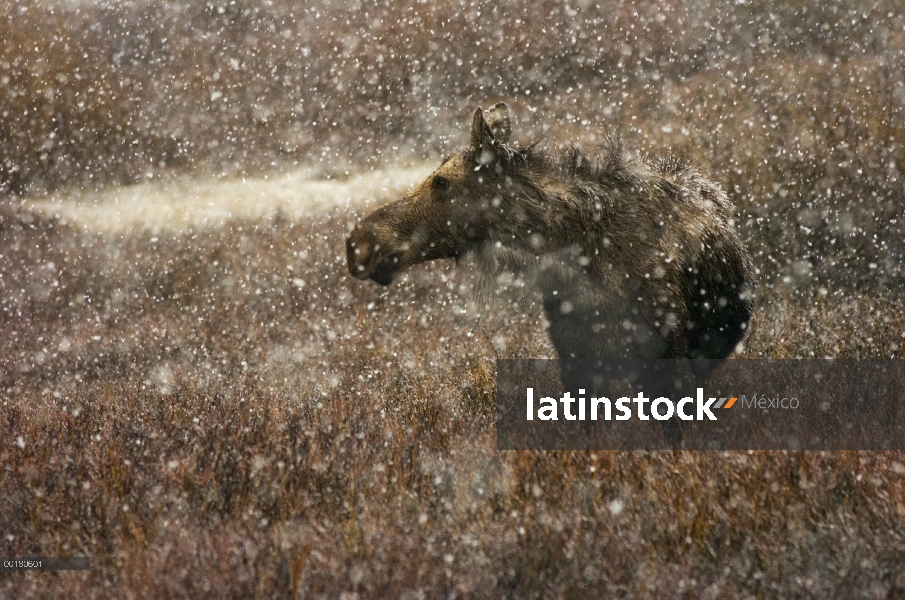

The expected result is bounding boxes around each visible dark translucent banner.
[496,359,905,450]
[1,557,90,570]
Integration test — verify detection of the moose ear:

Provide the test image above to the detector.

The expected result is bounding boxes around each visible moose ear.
[470,107,489,153]
[484,102,512,144]
[470,103,513,166]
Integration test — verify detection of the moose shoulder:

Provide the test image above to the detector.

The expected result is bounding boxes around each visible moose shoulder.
[347,103,755,363]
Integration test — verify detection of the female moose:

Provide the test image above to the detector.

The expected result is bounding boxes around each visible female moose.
[346,104,754,368]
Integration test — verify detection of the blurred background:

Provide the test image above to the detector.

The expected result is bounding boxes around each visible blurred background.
[2,0,904,290]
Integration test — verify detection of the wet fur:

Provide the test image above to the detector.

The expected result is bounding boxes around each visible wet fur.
[347,106,755,364]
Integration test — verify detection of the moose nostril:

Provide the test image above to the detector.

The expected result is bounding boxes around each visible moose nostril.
[347,236,375,279]
[348,239,369,258]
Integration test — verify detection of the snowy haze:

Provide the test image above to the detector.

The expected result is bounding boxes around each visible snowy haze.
[3,1,905,596]
[3,0,903,288]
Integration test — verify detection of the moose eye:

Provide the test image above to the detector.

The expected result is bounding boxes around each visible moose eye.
[433,176,450,190]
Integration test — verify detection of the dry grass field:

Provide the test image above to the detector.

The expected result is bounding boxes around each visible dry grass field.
[3,0,905,597]
[3,201,905,598]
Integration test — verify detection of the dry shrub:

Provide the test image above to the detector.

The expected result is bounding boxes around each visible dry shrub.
[3,204,905,597]
[3,0,905,596]
[6,0,901,291]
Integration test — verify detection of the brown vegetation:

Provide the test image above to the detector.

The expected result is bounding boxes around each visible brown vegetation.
[2,0,903,288]
[2,0,905,596]
[2,203,905,597]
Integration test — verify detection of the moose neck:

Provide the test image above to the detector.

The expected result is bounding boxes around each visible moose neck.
[486,175,615,253]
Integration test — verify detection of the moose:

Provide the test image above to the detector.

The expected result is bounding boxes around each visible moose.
[347,103,753,440]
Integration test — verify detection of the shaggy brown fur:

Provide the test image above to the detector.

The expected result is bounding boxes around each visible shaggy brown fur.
[347,104,755,364]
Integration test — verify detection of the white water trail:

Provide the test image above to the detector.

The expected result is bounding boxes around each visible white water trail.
[24,163,432,234]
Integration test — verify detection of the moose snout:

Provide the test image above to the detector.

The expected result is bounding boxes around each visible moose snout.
[346,234,373,280]
[346,229,401,286]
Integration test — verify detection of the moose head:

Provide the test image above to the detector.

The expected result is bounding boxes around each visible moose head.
[346,103,516,285]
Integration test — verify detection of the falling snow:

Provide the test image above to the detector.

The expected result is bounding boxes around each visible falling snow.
[2,0,905,597]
